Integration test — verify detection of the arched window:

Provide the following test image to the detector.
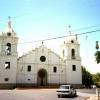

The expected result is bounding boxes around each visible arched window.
[72,65,76,71]
[71,49,75,59]
[6,43,11,55]
[53,66,57,73]
[5,62,10,69]
[27,65,31,72]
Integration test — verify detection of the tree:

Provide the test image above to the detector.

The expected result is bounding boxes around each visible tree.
[82,66,93,88]
[92,73,100,87]
[93,73,100,82]
[95,51,100,64]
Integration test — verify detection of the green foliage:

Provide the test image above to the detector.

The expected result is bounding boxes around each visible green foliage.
[95,51,100,64]
[93,73,100,82]
[92,73,100,87]
[82,66,93,88]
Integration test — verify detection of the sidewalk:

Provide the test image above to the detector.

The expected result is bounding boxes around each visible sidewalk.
[86,96,100,100]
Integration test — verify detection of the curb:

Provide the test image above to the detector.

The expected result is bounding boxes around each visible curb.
[84,97,90,100]
[85,96,100,100]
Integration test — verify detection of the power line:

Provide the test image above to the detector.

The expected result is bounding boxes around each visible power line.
[72,24,100,32]
[0,29,100,46]
[77,29,100,36]
[18,29,100,45]
[37,24,100,38]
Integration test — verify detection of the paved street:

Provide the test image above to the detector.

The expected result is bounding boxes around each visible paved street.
[77,88,96,94]
[0,88,92,100]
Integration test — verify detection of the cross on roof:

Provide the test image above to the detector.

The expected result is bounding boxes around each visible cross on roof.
[42,41,44,45]
[8,16,11,21]
[8,16,11,28]
[68,25,72,35]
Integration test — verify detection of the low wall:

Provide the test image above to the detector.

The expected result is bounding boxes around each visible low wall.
[0,83,82,89]
[0,83,16,89]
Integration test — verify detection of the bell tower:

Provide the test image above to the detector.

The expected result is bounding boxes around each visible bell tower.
[0,17,18,89]
[61,31,82,86]
[0,17,18,56]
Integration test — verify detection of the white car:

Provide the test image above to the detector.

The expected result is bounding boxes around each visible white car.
[56,85,77,98]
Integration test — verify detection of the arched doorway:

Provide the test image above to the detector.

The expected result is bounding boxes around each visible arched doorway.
[37,69,47,86]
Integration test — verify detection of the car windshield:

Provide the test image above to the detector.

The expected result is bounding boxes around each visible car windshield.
[60,85,69,89]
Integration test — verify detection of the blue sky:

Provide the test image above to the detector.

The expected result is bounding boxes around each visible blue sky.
[0,0,100,74]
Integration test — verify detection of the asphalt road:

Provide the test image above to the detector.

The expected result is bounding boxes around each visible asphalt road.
[0,89,90,100]
[77,88,96,94]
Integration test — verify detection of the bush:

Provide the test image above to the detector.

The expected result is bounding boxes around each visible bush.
[95,82,100,88]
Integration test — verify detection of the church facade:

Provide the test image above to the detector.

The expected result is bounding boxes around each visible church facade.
[0,20,82,89]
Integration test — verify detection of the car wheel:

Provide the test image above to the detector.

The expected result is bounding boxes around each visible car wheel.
[74,92,77,97]
[58,95,61,98]
[58,95,60,98]
[70,92,73,97]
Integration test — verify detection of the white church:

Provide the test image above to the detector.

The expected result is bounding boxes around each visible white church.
[0,19,82,89]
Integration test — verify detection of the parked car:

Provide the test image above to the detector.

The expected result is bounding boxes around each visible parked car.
[56,85,77,98]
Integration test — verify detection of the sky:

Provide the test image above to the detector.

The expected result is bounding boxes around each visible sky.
[0,0,100,74]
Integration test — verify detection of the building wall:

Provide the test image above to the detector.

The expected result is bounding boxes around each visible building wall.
[66,60,82,84]
[0,20,18,89]
[0,56,17,89]
[0,21,82,88]
[17,45,67,85]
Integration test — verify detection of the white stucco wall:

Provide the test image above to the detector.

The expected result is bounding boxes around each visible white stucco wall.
[0,56,17,83]
[17,45,67,84]
[66,60,82,84]
[0,30,82,86]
